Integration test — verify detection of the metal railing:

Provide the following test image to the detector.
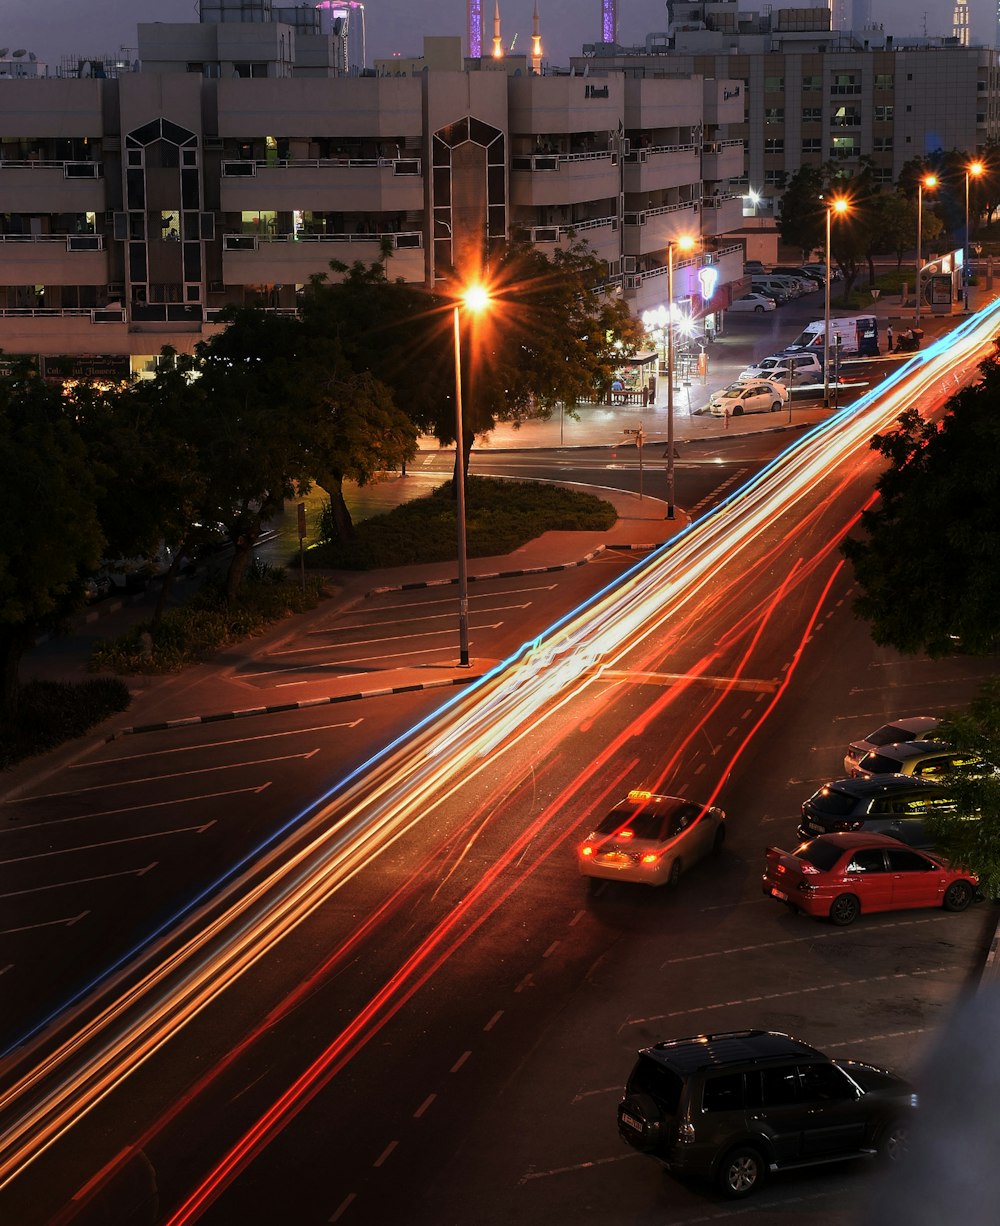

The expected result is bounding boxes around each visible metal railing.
[221,157,421,176]
[222,230,422,251]
[0,160,101,178]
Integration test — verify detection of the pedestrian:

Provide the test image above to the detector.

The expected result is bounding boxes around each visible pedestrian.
[886,324,893,353]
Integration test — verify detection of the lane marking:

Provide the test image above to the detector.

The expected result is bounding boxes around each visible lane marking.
[518,1151,639,1185]
[82,720,363,766]
[242,643,473,679]
[413,1095,436,1119]
[0,913,89,936]
[450,1051,472,1073]
[484,1011,504,1031]
[308,604,530,634]
[372,1141,397,1168]
[328,1193,357,1222]
[0,822,217,865]
[0,863,157,899]
[266,624,504,657]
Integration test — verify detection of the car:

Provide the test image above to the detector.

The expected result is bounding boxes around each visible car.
[750,277,790,304]
[743,259,767,275]
[771,265,823,290]
[709,379,788,416]
[729,291,776,313]
[797,774,966,850]
[617,1028,915,1198]
[577,789,725,887]
[802,262,842,281]
[738,352,824,387]
[767,273,812,297]
[844,716,941,775]
[762,832,977,925]
[851,739,992,782]
[82,572,115,604]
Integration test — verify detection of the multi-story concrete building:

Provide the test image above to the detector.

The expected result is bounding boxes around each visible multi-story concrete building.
[578,1,1000,224]
[0,5,745,379]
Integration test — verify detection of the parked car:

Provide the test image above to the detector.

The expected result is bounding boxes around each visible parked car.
[797,774,966,850]
[577,789,725,887]
[709,380,788,416]
[82,572,115,604]
[729,291,776,313]
[743,259,767,275]
[617,1029,915,1198]
[767,273,812,298]
[843,716,941,775]
[803,262,842,281]
[98,543,174,592]
[851,740,992,782]
[738,352,824,387]
[762,832,977,925]
[751,277,790,304]
[772,265,824,288]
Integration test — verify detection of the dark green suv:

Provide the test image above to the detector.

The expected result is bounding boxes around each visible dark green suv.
[617,1029,915,1198]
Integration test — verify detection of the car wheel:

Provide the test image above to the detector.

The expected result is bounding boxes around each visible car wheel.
[712,825,726,855]
[732,406,744,416]
[667,859,682,887]
[878,1120,910,1163]
[754,305,765,313]
[770,401,782,412]
[943,880,974,912]
[717,1146,765,1198]
[829,893,860,926]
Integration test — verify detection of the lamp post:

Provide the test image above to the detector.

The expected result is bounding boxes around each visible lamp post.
[965,160,985,311]
[916,172,937,326]
[666,234,695,520]
[823,196,849,409]
[452,284,489,668]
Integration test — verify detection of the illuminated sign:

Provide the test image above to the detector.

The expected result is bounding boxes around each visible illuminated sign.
[697,266,719,301]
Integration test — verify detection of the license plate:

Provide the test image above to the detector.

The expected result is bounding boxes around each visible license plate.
[770,888,788,902]
[621,1113,643,1131]
[807,821,824,833]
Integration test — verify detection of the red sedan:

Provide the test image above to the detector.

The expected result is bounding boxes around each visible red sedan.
[762,832,977,926]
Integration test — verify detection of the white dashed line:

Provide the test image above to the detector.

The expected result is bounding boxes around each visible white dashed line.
[450,1050,472,1073]
[413,1094,436,1119]
[484,1010,504,1031]
[372,1141,397,1168]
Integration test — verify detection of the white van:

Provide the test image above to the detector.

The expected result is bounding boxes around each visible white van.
[786,316,880,357]
[738,352,824,387]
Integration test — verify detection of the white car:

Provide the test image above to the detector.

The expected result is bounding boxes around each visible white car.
[709,379,789,416]
[729,292,777,313]
[843,716,942,776]
[738,352,824,387]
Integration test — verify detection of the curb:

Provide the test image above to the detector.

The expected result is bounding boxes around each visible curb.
[105,674,485,740]
[365,546,626,595]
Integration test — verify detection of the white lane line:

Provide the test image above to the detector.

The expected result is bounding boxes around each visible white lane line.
[0,822,217,866]
[82,720,362,766]
[0,963,12,974]
[328,1193,357,1222]
[246,644,472,679]
[9,752,317,802]
[0,914,88,936]
[413,1095,436,1119]
[543,941,560,958]
[450,1051,472,1073]
[622,968,950,1031]
[0,782,272,835]
[372,1141,397,1168]
[484,1011,503,1031]
[0,863,157,899]
[372,583,558,612]
[309,604,530,634]
[266,623,503,657]
[518,1151,638,1185]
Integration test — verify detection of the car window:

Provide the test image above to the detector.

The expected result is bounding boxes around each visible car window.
[912,756,951,777]
[846,849,887,873]
[796,840,844,871]
[797,1063,856,1102]
[702,1072,745,1112]
[886,847,935,872]
[627,1056,683,1111]
[760,1066,799,1106]
[858,752,899,774]
[807,787,858,816]
[595,808,668,840]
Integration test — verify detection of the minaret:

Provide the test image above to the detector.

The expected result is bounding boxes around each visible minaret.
[953,0,970,45]
[492,1,505,58]
[531,2,543,73]
[469,0,483,58]
[602,0,618,44]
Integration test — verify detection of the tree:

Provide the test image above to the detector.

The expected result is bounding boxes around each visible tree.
[0,371,104,718]
[776,165,827,259]
[841,348,1000,657]
[925,681,1000,898]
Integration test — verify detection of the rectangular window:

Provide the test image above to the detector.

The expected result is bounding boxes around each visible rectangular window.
[764,169,786,185]
[765,138,785,153]
[802,108,822,123]
[831,136,859,158]
[830,73,859,94]
[801,75,822,91]
[875,73,894,89]
[874,136,893,152]
[764,76,784,91]
[802,138,822,153]
[873,167,893,184]
[832,106,862,127]
[874,105,894,122]
[764,108,784,124]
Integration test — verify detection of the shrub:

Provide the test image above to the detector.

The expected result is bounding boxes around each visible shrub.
[0,677,132,769]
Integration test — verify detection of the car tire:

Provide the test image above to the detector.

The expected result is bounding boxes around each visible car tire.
[754,305,765,313]
[878,1120,910,1164]
[668,859,682,887]
[770,401,782,412]
[942,880,974,912]
[712,825,726,855]
[717,1146,766,1198]
[732,406,744,416]
[829,893,860,926]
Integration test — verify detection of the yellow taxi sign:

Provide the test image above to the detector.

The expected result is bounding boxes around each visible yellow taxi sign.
[627,789,653,801]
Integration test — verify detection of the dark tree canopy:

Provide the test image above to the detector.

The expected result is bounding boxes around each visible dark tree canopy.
[842,348,1000,657]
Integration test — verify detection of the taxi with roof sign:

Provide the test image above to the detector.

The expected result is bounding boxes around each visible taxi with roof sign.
[578,790,726,887]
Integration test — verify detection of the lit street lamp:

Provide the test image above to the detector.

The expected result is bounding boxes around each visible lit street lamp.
[666,234,695,520]
[452,284,490,668]
[823,196,849,409]
[965,160,985,311]
[916,172,938,327]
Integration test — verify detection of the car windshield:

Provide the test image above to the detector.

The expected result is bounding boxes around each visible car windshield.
[806,787,858,816]
[627,1056,683,1112]
[857,752,901,774]
[869,723,922,746]
[596,799,701,840]
[793,840,844,871]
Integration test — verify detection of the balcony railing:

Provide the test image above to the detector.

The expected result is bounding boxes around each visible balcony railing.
[624,141,699,164]
[0,160,102,178]
[221,157,421,177]
[510,150,618,172]
[0,306,123,321]
[223,230,422,251]
[0,233,104,250]
[515,215,618,243]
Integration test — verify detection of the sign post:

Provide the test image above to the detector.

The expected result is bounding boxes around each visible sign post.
[624,425,645,499]
[297,501,307,590]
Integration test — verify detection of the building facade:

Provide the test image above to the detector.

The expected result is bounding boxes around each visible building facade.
[0,12,746,378]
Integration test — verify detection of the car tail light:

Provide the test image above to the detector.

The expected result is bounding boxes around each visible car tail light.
[678,1122,695,1144]
[641,853,659,865]
[581,845,594,857]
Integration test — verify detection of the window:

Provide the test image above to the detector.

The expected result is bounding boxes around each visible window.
[830,74,859,94]
[803,108,823,123]
[764,169,786,185]
[234,62,268,78]
[831,137,858,158]
[765,138,785,153]
[802,75,822,91]
[874,137,893,152]
[832,107,861,127]
[761,1067,799,1106]
[873,168,893,184]
[846,849,887,874]
[764,108,784,124]
[875,73,894,89]
[703,1073,745,1112]
[798,1064,855,1102]
[802,138,822,153]
[764,76,784,91]
[886,847,935,873]
[874,105,894,122]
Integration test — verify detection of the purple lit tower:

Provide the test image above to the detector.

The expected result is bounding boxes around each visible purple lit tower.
[602,0,618,43]
[469,0,483,56]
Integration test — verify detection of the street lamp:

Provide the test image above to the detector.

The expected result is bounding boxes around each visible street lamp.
[453,284,490,667]
[823,196,849,409]
[666,234,695,520]
[916,172,937,326]
[965,160,985,311]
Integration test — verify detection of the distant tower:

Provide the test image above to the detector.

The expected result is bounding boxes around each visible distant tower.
[953,0,970,45]
[492,1,504,57]
[602,0,617,44]
[469,0,483,57]
[531,2,543,72]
